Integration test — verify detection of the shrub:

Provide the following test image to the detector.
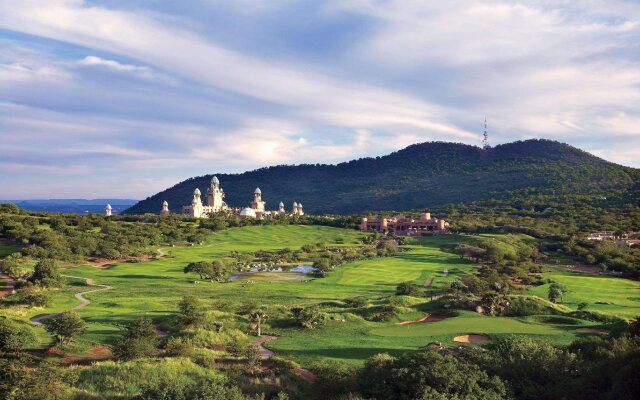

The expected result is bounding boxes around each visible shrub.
[503,297,546,316]
[395,282,421,296]
[311,359,359,399]
[344,297,368,308]
[12,285,51,307]
[165,337,195,357]
[0,319,36,355]
[191,350,217,368]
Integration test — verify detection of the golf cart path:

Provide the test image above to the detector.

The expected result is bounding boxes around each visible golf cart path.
[30,275,112,325]
[252,335,315,382]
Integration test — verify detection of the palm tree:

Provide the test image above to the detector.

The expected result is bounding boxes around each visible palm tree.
[249,308,268,337]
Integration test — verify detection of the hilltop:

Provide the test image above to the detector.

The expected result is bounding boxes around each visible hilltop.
[124,139,640,215]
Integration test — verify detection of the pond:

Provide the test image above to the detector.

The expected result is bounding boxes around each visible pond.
[229,265,317,282]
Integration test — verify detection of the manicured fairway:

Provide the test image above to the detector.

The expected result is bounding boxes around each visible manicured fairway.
[6,226,630,364]
[530,269,640,318]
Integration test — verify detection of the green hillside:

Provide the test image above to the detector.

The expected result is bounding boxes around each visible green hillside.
[124,139,640,215]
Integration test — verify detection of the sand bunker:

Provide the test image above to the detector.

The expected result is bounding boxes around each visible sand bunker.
[576,328,609,334]
[398,314,448,325]
[453,334,491,343]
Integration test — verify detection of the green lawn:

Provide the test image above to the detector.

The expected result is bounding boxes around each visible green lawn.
[5,226,635,365]
[530,269,640,318]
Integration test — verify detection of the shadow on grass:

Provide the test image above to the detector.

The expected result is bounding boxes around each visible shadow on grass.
[277,346,411,361]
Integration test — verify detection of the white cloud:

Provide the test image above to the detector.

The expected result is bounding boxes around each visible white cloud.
[78,55,155,78]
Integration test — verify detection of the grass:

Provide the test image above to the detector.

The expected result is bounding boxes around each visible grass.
[0,239,20,258]
[3,226,636,365]
[530,268,640,318]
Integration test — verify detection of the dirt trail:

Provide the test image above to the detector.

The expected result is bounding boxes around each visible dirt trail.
[30,275,112,325]
[154,324,168,337]
[251,335,315,382]
[0,266,15,298]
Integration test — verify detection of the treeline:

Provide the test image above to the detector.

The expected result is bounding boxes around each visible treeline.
[0,205,208,261]
[308,320,640,400]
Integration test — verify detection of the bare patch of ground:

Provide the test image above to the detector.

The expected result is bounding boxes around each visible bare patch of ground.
[576,328,609,334]
[61,345,112,364]
[0,267,15,298]
[398,314,448,325]
[453,334,491,343]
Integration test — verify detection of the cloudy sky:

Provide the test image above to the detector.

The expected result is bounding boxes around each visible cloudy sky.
[1,0,639,199]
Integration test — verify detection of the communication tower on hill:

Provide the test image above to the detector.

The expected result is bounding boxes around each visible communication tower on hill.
[482,117,490,150]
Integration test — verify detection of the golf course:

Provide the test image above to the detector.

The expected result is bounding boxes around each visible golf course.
[4,224,638,366]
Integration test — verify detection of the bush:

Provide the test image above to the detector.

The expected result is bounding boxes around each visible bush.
[395,282,422,296]
[112,318,158,360]
[311,359,359,399]
[0,319,36,355]
[344,297,368,308]
[191,350,217,368]
[503,297,546,316]
[165,337,195,357]
[12,285,51,307]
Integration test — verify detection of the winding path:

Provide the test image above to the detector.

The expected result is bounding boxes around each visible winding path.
[0,266,15,298]
[251,335,315,382]
[30,275,112,325]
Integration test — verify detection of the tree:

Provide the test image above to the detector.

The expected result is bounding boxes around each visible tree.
[29,259,62,287]
[43,310,86,345]
[396,282,421,296]
[112,317,158,360]
[548,283,566,303]
[184,261,212,280]
[292,306,326,329]
[0,319,36,355]
[2,253,28,279]
[178,295,205,327]
[210,260,232,282]
[360,351,507,400]
[248,308,268,337]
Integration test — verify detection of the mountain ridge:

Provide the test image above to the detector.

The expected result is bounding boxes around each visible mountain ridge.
[124,139,640,215]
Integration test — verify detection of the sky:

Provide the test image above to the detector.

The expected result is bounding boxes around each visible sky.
[1,0,639,199]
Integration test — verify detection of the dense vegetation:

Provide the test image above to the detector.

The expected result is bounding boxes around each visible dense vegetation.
[125,139,640,215]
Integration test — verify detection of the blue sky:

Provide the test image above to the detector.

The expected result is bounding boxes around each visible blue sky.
[1,0,639,199]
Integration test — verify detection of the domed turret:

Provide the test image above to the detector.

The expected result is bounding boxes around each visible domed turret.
[105,204,112,216]
[239,207,257,218]
[279,201,284,207]
[254,187,261,195]
[211,176,220,185]
[194,188,201,196]
[163,200,168,206]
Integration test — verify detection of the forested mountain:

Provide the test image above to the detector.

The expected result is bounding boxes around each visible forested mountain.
[124,139,640,215]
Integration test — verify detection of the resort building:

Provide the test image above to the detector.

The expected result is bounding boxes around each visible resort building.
[180,176,305,219]
[361,212,449,236]
[160,201,170,216]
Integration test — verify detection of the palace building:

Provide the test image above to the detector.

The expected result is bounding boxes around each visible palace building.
[361,212,449,236]
[178,176,304,219]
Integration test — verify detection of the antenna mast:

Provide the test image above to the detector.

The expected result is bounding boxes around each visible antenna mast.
[482,117,490,150]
